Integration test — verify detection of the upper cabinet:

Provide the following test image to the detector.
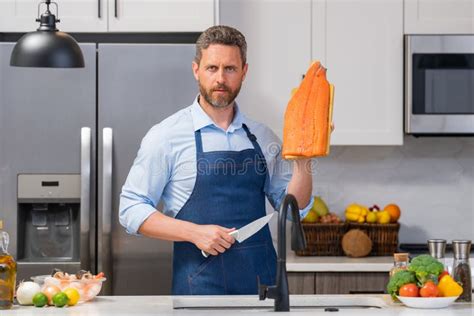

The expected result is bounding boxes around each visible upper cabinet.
[313,0,404,145]
[0,0,108,32]
[220,0,403,145]
[220,0,311,140]
[0,0,216,33]
[108,0,215,32]
[405,0,474,34]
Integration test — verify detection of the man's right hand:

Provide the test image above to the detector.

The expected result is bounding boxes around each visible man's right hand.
[191,225,236,256]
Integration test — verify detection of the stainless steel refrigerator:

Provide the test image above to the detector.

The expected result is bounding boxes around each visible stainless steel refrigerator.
[0,42,197,295]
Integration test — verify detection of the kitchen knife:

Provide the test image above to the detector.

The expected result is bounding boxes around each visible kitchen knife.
[201,212,275,258]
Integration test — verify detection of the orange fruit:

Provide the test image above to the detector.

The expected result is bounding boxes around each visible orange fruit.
[384,204,400,222]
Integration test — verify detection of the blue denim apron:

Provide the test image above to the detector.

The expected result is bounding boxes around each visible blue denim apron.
[172,124,277,295]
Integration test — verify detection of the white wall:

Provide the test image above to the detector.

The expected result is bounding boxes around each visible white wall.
[309,136,474,244]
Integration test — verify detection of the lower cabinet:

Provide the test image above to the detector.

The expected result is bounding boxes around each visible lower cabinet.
[288,272,389,294]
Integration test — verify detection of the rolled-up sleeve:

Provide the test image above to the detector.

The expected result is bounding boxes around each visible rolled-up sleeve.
[119,128,171,235]
[264,136,314,221]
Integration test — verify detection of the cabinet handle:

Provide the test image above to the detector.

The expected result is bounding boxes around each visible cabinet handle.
[115,0,118,18]
[349,290,385,294]
[98,0,101,18]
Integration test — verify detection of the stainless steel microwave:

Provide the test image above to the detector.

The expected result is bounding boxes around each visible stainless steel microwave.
[405,35,474,135]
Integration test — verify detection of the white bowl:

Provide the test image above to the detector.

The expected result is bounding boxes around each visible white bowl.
[396,295,459,309]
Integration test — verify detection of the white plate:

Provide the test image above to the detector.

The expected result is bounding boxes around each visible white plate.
[396,295,459,309]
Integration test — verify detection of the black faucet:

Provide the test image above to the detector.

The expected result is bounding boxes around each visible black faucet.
[258,194,307,312]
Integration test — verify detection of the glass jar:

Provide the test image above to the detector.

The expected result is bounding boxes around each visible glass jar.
[452,240,472,302]
[390,253,409,277]
[0,220,17,310]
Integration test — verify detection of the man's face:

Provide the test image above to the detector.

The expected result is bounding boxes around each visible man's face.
[192,44,248,109]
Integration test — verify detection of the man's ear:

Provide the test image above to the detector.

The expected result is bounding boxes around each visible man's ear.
[192,61,199,81]
[242,63,249,82]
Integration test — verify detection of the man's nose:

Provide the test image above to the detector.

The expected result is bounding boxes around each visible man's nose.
[216,68,226,84]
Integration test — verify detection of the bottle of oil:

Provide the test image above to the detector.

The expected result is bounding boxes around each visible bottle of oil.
[0,220,17,310]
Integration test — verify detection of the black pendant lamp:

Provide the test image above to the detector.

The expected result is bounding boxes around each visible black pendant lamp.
[10,0,84,68]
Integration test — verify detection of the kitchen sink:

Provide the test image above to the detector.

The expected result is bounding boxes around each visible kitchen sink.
[173,295,389,310]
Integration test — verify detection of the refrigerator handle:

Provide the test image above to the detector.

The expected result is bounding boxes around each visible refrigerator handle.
[100,127,113,294]
[80,127,92,271]
[98,0,101,18]
[114,0,118,18]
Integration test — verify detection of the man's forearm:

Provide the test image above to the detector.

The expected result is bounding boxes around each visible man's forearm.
[138,211,196,242]
[138,210,236,255]
[286,158,313,209]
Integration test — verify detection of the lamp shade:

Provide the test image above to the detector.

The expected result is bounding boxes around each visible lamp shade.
[10,30,84,68]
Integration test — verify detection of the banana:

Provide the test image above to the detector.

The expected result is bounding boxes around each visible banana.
[345,212,360,222]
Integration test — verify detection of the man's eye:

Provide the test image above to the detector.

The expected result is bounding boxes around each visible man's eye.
[225,67,237,73]
[207,66,217,71]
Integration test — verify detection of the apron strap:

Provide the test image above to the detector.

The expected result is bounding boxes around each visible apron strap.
[242,124,265,159]
[194,129,204,153]
[195,124,267,161]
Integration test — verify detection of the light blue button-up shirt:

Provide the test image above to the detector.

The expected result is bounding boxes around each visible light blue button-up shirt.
[119,97,314,235]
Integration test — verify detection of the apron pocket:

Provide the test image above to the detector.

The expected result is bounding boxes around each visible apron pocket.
[188,256,226,295]
[223,241,276,294]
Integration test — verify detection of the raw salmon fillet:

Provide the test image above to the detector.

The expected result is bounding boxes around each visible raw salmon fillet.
[282,61,334,159]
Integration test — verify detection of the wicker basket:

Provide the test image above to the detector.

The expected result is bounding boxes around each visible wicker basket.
[347,222,400,256]
[295,223,347,256]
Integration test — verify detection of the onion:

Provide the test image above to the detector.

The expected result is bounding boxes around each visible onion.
[16,281,41,305]
[42,285,61,305]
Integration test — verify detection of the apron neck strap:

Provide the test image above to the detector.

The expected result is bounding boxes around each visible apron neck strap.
[194,124,264,157]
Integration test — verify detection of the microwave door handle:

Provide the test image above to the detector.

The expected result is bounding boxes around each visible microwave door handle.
[405,36,413,133]
[80,127,92,271]
[99,127,113,294]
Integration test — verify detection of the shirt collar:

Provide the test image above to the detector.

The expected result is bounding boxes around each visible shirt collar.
[190,95,246,133]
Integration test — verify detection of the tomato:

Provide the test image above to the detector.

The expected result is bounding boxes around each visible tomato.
[420,281,439,297]
[438,271,449,282]
[95,272,105,279]
[399,283,419,297]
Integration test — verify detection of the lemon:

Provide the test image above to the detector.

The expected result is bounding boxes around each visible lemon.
[377,211,391,224]
[32,292,48,307]
[63,288,80,306]
[366,212,377,223]
[52,292,69,307]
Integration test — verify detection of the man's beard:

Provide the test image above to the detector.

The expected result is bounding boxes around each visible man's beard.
[199,81,242,109]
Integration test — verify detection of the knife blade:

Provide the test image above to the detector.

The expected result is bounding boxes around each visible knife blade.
[201,212,275,258]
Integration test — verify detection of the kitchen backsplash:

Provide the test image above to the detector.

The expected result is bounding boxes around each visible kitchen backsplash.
[309,136,473,244]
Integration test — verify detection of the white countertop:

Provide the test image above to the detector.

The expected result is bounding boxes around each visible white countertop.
[2,295,473,316]
[286,252,474,278]
[286,252,394,272]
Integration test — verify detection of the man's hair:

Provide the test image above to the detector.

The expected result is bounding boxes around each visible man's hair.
[195,25,247,66]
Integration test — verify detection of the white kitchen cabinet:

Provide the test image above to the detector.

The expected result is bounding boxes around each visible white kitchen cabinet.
[405,0,474,34]
[0,0,108,33]
[220,0,311,140]
[108,0,215,32]
[313,0,404,145]
[0,0,215,33]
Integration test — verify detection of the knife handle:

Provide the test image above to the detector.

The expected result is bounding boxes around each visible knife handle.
[201,230,239,258]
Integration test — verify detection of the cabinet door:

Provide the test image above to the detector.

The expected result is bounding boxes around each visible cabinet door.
[288,273,315,294]
[220,0,311,139]
[108,0,215,32]
[405,0,474,34]
[0,0,107,33]
[314,272,389,294]
[313,0,403,145]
